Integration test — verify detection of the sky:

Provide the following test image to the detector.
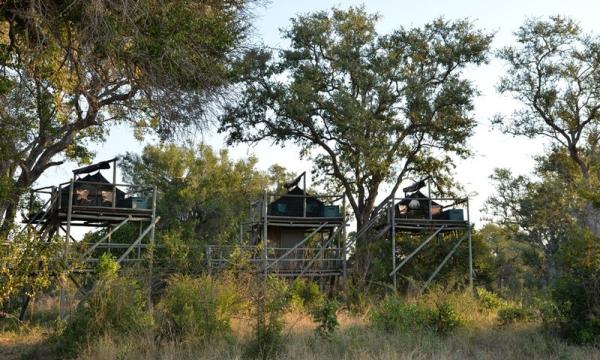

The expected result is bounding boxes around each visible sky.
[36,0,600,229]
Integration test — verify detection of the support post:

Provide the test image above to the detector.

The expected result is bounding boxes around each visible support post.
[428,178,432,220]
[112,158,117,208]
[389,225,445,277]
[391,197,397,289]
[342,195,347,278]
[302,172,307,218]
[262,191,268,276]
[60,176,75,320]
[467,198,473,292]
[420,231,469,294]
[148,186,157,311]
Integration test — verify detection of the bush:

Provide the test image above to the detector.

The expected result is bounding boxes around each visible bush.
[545,227,600,344]
[289,279,324,312]
[543,275,600,344]
[476,288,508,310]
[311,299,339,339]
[497,305,535,326]
[428,301,462,335]
[370,296,430,333]
[371,295,464,336]
[157,274,241,342]
[244,275,291,360]
[58,254,153,355]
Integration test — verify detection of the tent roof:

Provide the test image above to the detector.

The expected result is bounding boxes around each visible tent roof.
[270,186,323,205]
[77,172,111,184]
[72,158,117,175]
[397,191,441,206]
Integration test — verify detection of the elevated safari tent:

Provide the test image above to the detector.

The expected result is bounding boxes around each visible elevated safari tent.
[21,158,158,318]
[352,176,472,293]
[207,172,347,277]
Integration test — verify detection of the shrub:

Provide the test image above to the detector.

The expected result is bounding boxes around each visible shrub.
[429,301,462,335]
[59,255,153,355]
[476,287,508,310]
[370,296,430,333]
[497,305,535,326]
[545,227,600,344]
[543,275,600,344]
[289,278,324,312]
[244,275,291,360]
[157,274,241,342]
[371,295,464,336]
[311,299,339,339]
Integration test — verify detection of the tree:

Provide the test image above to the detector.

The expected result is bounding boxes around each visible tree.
[120,144,287,271]
[0,0,258,231]
[484,165,577,282]
[220,7,492,230]
[496,16,600,232]
[475,223,543,297]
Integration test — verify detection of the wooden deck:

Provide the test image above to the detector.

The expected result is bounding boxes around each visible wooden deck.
[264,215,345,228]
[26,205,153,226]
[394,218,468,232]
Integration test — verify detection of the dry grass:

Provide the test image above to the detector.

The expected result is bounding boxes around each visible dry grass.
[3,292,599,360]
[72,310,600,360]
[0,326,48,360]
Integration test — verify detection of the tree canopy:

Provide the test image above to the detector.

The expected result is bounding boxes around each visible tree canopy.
[220,7,493,228]
[120,144,289,270]
[497,16,600,181]
[0,0,257,231]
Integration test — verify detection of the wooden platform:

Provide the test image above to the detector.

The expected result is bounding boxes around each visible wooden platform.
[264,215,345,228]
[394,218,468,232]
[27,205,153,226]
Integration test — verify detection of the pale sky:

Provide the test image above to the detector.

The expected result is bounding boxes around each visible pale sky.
[36,0,600,229]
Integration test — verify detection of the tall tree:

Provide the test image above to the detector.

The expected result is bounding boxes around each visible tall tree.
[0,0,257,231]
[496,16,600,232]
[120,144,289,271]
[484,165,575,282]
[220,7,492,229]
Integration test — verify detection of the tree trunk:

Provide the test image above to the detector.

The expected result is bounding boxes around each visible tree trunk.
[0,191,22,236]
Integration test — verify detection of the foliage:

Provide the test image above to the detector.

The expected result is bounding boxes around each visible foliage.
[59,255,153,355]
[0,0,258,230]
[484,167,575,266]
[486,165,600,342]
[289,279,324,312]
[428,301,462,335]
[370,296,430,333]
[376,230,495,292]
[497,305,535,326]
[121,144,288,271]
[541,227,600,344]
[476,288,508,310]
[496,16,600,185]
[370,295,464,336]
[310,299,339,339]
[245,275,291,360]
[0,231,60,314]
[95,253,120,278]
[475,223,544,298]
[221,7,493,232]
[157,274,242,342]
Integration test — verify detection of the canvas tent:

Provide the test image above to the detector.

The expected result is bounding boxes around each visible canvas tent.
[60,172,125,208]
